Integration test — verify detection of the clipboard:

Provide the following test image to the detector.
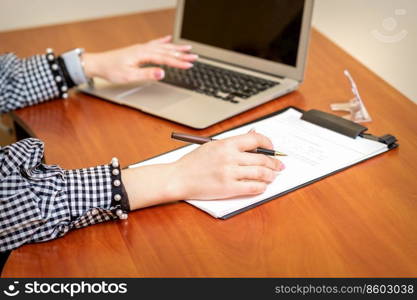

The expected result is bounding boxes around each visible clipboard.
[128,106,398,219]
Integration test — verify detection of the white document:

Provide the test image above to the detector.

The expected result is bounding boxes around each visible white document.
[129,108,388,218]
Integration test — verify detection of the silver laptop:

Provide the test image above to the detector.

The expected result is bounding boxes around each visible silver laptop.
[80,0,314,129]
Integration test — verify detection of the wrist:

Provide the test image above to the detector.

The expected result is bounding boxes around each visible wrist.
[82,52,102,78]
[121,162,189,211]
[164,162,189,201]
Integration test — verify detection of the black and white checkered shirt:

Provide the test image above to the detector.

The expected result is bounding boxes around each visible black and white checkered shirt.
[0,53,129,252]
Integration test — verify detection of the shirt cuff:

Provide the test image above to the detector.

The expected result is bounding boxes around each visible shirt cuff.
[24,54,61,104]
[64,158,130,230]
[59,48,89,86]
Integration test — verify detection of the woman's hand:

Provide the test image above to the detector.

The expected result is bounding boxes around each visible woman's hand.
[122,131,285,210]
[82,35,197,83]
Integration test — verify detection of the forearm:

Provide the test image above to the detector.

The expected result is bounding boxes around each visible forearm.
[121,163,186,210]
[0,138,129,251]
[0,48,94,114]
[0,53,62,113]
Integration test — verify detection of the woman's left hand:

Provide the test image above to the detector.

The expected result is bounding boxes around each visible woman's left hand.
[82,35,198,83]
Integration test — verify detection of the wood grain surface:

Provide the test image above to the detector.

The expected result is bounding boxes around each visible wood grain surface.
[1,9,416,277]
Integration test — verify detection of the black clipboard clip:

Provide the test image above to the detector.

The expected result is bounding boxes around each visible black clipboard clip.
[301,109,398,149]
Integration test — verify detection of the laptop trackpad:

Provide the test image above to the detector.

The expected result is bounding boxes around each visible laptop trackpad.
[118,84,191,111]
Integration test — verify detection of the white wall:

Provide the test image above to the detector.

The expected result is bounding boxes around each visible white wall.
[0,0,415,102]
[0,0,176,32]
[312,0,417,102]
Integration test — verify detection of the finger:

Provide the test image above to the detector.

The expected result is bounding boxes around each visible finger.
[145,53,193,69]
[154,48,198,61]
[237,152,284,171]
[225,131,274,153]
[149,35,172,44]
[172,52,198,61]
[162,43,193,52]
[230,181,268,196]
[128,67,165,82]
[234,166,277,183]
[169,52,198,62]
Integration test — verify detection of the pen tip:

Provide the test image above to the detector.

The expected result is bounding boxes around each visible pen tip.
[274,151,287,156]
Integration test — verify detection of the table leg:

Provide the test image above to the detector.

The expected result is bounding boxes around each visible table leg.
[13,119,32,140]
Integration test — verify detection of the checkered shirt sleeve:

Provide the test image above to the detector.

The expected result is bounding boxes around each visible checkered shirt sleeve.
[0,53,60,113]
[0,138,129,252]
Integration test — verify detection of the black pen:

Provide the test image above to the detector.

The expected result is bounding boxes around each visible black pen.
[171,132,287,156]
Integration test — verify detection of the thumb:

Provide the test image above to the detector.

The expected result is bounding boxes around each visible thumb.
[131,67,165,81]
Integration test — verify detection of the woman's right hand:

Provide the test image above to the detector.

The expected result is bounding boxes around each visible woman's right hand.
[172,131,285,200]
[122,131,285,210]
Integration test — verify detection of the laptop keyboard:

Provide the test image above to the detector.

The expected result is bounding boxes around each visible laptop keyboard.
[156,61,279,104]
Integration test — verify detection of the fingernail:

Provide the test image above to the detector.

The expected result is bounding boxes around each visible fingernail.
[279,162,286,171]
[190,54,199,59]
[155,69,165,80]
[248,128,256,133]
[185,63,193,68]
[184,45,192,50]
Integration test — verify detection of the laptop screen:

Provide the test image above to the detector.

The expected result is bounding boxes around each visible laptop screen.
[180,0,305,67]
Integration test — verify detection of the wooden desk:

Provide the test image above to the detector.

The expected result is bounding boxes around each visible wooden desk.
[1,9,417,277]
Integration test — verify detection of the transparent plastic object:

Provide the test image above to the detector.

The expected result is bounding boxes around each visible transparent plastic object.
[330,70,372,123]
